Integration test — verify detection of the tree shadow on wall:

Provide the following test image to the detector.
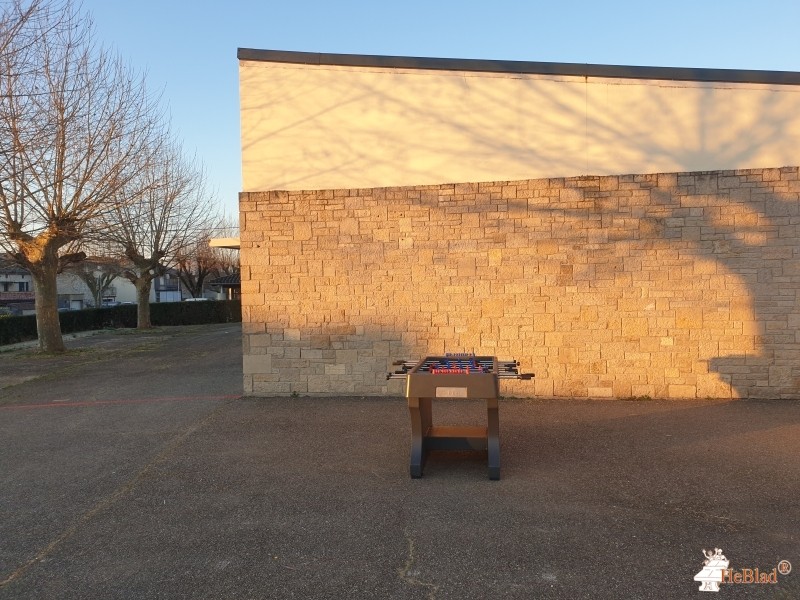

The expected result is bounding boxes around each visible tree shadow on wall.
[384,78,799,400]
[516,173,800,399]
[244,63,791,190]
[701,187,800,399]
[245,68,800,399]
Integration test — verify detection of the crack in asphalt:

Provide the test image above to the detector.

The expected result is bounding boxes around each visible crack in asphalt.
[0,397,233,590]
[397,528,440,600]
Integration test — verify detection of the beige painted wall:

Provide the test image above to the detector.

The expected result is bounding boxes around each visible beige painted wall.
[240,60,800,191]
[240,167,800,399]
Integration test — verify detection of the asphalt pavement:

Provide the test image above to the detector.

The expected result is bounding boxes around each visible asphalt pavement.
[0,324,798,599]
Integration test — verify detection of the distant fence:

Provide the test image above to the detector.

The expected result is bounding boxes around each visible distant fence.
[0,300,242,346]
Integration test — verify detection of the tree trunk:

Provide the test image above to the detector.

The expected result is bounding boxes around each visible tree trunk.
[135,276,154,329]
[31,264,66,353]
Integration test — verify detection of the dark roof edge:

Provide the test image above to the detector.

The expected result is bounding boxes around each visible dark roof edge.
[237,48,800,86]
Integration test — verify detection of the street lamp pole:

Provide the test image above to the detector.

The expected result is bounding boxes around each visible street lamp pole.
[94,267,103,307]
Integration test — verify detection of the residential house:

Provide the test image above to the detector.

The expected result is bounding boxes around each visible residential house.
[56,269,145,309]
[0,256,34,315]
[208,272,240,300]
[153,270,185,303]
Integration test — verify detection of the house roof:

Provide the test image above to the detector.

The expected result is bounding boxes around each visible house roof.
[238,48,800,86]
[209,273,240,287]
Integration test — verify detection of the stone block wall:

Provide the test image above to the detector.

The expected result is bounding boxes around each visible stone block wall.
[240,167,800,399]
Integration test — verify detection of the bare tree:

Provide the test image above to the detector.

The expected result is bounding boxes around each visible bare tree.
[177,217,239,298]
[0,1,159,351]
[104,139,216,328]
[176,233,218,299]
[63,257,123,307]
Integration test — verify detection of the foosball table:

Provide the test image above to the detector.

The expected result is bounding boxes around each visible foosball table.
[388,354,533,480]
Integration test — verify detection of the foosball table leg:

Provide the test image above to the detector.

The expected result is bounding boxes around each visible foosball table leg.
[487,397,500,480]
[408,396,430,478]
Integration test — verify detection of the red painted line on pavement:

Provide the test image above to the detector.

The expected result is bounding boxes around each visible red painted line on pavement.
[0,394,239,411]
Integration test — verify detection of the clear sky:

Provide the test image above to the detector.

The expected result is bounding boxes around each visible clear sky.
[80,0,800,222]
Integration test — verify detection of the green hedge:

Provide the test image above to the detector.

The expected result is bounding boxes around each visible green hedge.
[150,300,242,326]
[61,304,139,332]
[0,300,242,346]
[0,314,37,345]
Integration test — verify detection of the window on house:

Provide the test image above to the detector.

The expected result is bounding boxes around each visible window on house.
[18,282,29,292]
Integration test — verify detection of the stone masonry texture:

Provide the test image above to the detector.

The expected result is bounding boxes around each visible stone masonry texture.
[240,167,800,399]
